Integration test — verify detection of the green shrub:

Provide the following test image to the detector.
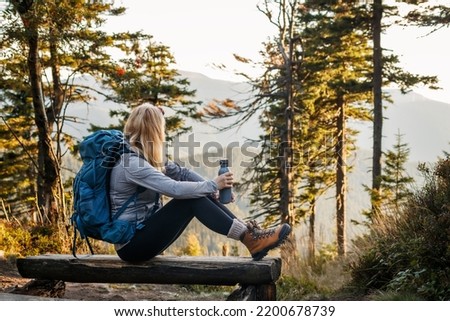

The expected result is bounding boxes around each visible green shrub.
[276,244,352,300]
[277,275,324,300]
[0,221,63,256]
[351,157,450,300]
[0,220,114,257]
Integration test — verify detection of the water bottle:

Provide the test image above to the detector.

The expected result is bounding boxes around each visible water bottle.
[218,159,232,204]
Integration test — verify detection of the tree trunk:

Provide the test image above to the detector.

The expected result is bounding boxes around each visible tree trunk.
[308,199,316,264]
[372,0,383,205]
[26,21,61,225]
[279,89,294,227]
[279,85,298,265]
[335,94,346,256]
[278,2,299,265]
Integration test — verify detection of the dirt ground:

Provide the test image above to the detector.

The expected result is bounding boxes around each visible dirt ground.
[0,256,230,301]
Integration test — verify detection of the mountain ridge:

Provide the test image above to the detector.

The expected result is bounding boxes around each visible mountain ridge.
[65,70,449,163]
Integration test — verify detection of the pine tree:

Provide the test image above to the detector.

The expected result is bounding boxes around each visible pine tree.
[1,1,124,224]
[98,39,200,137]
[196,0,306,263]
[299,0,373,256]
[380,131,414,212]
[1,1,196,226]
[198,0,373,258]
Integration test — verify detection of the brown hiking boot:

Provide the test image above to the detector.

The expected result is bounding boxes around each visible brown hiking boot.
[241,222,291,260]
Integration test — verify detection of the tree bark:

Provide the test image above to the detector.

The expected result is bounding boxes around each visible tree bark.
[372,0,383,204]
[336,94,346,256]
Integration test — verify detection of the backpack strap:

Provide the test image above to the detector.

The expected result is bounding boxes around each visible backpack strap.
[152,192,161,215]
[71,221,95,258]
[111,187,145,220]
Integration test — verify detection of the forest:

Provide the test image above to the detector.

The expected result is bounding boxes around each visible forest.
[0,0,449,300]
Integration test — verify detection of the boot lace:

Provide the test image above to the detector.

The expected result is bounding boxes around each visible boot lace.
[246,220,262,230]
[247,221,276,240]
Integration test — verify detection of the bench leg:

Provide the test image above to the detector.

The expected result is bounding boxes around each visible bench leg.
[256,283,277,301]
[227,283,276,301]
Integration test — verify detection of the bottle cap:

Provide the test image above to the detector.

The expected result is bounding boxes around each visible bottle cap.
[220,159,228,166]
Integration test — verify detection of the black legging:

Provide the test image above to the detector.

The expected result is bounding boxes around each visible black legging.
[117,196,237,262]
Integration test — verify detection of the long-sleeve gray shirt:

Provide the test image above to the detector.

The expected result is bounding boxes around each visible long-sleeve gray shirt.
[109,153,217,228]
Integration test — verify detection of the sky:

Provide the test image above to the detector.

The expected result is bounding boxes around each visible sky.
[104,0,450,105]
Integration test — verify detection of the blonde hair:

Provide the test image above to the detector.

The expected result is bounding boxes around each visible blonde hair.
[124,104,165,168]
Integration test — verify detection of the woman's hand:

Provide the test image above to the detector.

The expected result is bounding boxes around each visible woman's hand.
[214,172,234,190]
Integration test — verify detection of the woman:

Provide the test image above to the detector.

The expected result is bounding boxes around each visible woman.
[110,103,291,262]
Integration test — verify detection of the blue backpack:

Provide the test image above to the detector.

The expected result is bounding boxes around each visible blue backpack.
[71,130,153,255]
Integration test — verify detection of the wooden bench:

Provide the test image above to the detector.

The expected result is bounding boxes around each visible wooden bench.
[16,254,282,300]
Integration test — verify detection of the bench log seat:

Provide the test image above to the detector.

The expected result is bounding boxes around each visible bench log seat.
[16,254,282,301]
